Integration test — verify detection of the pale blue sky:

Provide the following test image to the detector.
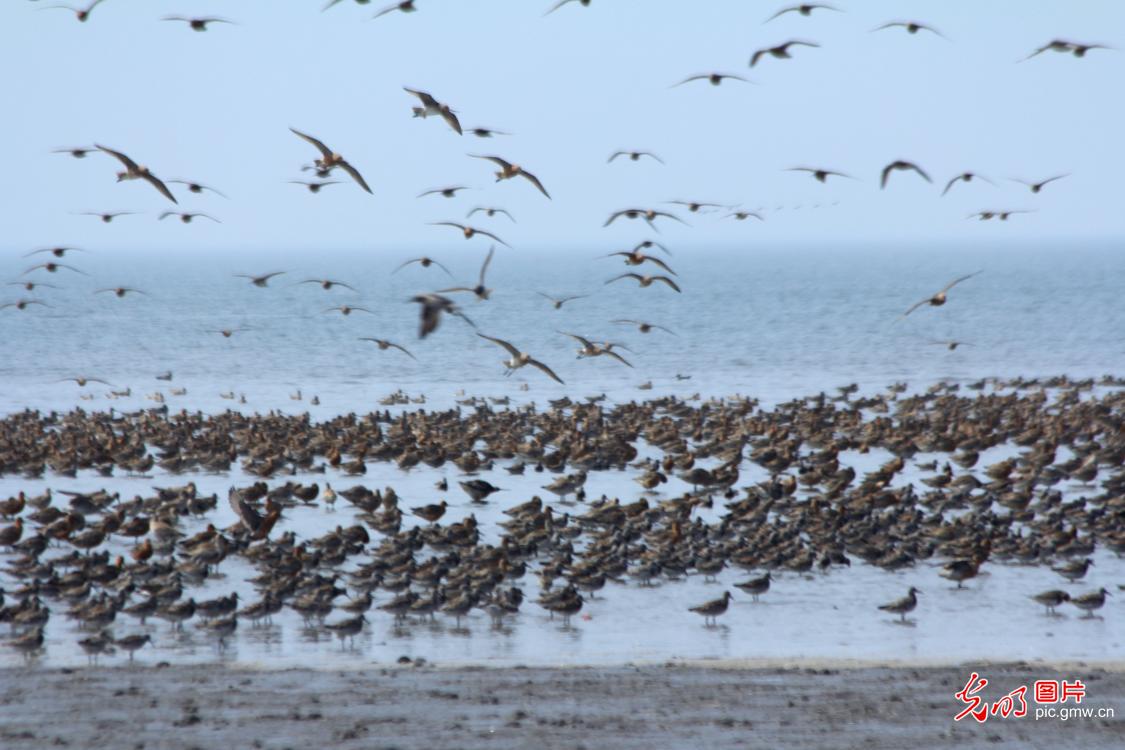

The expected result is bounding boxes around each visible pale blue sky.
[1,0,1122,253]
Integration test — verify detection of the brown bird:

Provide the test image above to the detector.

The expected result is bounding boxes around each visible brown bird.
[300,278,357,292]
[23,262,87,276]
[167,180,227,197]
[411,500,448,524]
[467,206,516,222]
[96,287,148,298]
[1,299,50,311]
[470,155,551,199]
[53,146,97,158]
[404,87,462,134]
[942,172,994,196]
[765,4,841,23]
[787,166,854,183]
[96,145,178,203]
[235,272,286,287]
[607,273,682,293]
[394,256,453,276]
[725,210,764,222]
[901,272,980,317]
[881,160,932,189]
[58,377,111,387]
[159,211,220,223]
[418,186,470,199]
[872,21,947,39]
[411,294,475,339]
[477,333,565,384]
[208,328,249,338]
[289,180,341,193]
[613,319,676,335]
[604,249,676,275]
[77,211,138,223]
[359,337,417,360]
[609,150,664,164]
[673,72,749,87]
[372,1,417,20]
[750,40,820,67]
[289,128,373,193]
[428,221,510,248]
[162,16,236,31]
[467,126,510,138]
[1011,175,1068,193]
[537,292,588,310]
[439,246,495,301]
[689,591,733,626]
[324,304,373,316]
[1022,40,1111,61]
[25,246,84,258]
[40,0,104,23]
[604,208,687,230]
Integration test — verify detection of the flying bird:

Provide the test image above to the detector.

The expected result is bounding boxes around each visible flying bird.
[1011,175,1069,194]
[235,272,286,288]
[26,246,84,258]
[604,249,676,275]
[765,4,841,23]
[929,339,973,351]
[159,211,220,223]
[604,208,687,231]
[666,200,727,214]
[167,180,227,198]
[418,186,470,199]
[289,128,373,194]
[787,167,854,183]
[359,338,417,360]
[901,272,981,318]
[439,246,495,301]
[477,334,565,384]
[613,319,677,335]
[673,72,750,87]
[162,16,236,31]
[537,292,588,310]
[967,210,1033,221]
[942,172,994,196]
[545,0,591,15]
[96,145,178,203]
[52,146,97,158]
[324,305,373,316]
[96,287,148,298]
[881,160,932,189]
[470,155,551,198]
[725,210,765,221]
[467,206,515,222]
[560,333,633,367]
[372,1,416,20]
[76,211,138,223]
[428,222,510,248]
[633,239,672,256]
[1021,40,1111,60]
[872,21,947,39]
[40,1,104,23]
[606,273,682,293]
[289,180,342,193]
[59,376,111,387]
[394,257,453,276]
[404,88,462,134]
[467,127,509,138]
[608,151,664,164]
[411,294,475,339]
[750,40,820,67]
[1,300,50,311]
[300,279,357,292]
[23,262,87,276]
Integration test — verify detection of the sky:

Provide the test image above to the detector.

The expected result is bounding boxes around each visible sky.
[1,0,1123,254]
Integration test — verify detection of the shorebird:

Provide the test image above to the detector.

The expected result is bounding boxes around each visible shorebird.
[411,293,475,338]
[470,155,551,198]
[96,287,148,298]
[560,333,632,367]
[96,145,178,203]
[942,172,994,196]
[159,211,220,223]
[209,328,249,338]
[25,246,84,258]
[1,299,50,311]
[872,21,946,39]
[673,72,749,87]
[787,166,854,183]
[459,479,502,503]
[537,292,588,310]
[429,222,510,248]
[1022,40,1112,61]
[24,262,87,276]
[477,333,565,384]
[765,4,841,23]
[940,558,982,588]
[1070,588,1110,618]
[411,500,448,524]
[404,88,462,134]
[394,256,453,276]
[7,281,60,292]
[77,211,138,223]
[359,338,417,360]
[1052,558,1092,582]
[545,0,591,15]
[114,633,151,662]
[467,126,509,138]
[322,0,371,10]
[1031,590,1071,615]
[613,319,676,335]
[40,1,103,23]
[1011,175,1069,193]
[440,246,495,301]
[162,16,236,31]
[289,180,341,193]
[604,249,676,275]
[881,160,932,189]
[968,210,1032,221]
[750,40,820,67]
[604,208,687,230]
[666,200,727,214]
[467,206,516,222]
[878,587,920,622]
[236,271,286,287]
[323,304,372,316]
[59,376,111,387]
[900,272,980,317]
[167,180,227,197]
[418,186,470,199]
[929,339,972,351]
[725,210,765,221]
[326,614,367,647]
[300,278,357,292]
[633,239,673,256]
[372,1,416,20]
[77,631,115,664]
[608,150,664,164]
[6,627,44,660]
[289,128,373,193]
[606,273,682,293]
[689,591,733,626]
[53,146,97,158]
[734,573,771,602]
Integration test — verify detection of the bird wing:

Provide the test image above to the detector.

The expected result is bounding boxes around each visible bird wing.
[477,333,522,359]
[561,332,595,348]
[603,349,634,368]
[289,128,334,160]
[528,359,565,385]
[229,492,262,534]
[471,154,513,170]
[404,87,440,109]
[880,163,894,189]
[95,144,139,171]
[440,109,463,135]
[338,160,373,194]
[941,175,962,196]
[140,172,179,203]
[764,7,795,23]
[518,170,551,199]
[479,246,495,285]
[673,74,709,86]
[388,342,417,360]
[606,273,642,285]
[907,162,933,182]
[608,152,625,163]
[648,257,677,275]
[900,298,929,317]
[476,229,511,248]
[750,49,768,67]
[603,210,628,226]
[654,276,682,293]
[940,271,980,294]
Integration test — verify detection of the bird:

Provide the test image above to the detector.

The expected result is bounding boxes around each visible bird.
[403,88,462,134]
[632,239,673,256]
[878,587,921,622]
[900,272,980,317]
[289,180,341,193]
[872,21,946,39]
[359,338,417,360]
[604,208,687,230]
[673,72,750,87]
[1011,175,1069,194]
[372,1,417,20]
[725,210,765,222]
[689,591,733,626]
[394,256,453,276]
[537,292,588,310]
[545,0,591,14]
[52,146,97,158]
[23,262,87,276]
[162,16,236,32]
[459,479,502,503]
[209,328,249,338]
[25,246,84,258]
[1052,558,1093,582]
[411,294,475,339]
[967,210,1032,221]
[7,281,60,292]
[428,222,510,248]
[289,128,373,193]
[470,155,551,199]
[613,319,676,335]
[666,200,727,213]
[942,172,994,196]
[764,4,841,23]
[929,339,972,351]
[439,246,495,301]
[76,211,138,223]
[881,160,932,188]
[604,249,676,275]
[1022,40,1112,61]
[1031,590,1071,615]
[418,186,470,199]
[40,1,104,23]
[113,634,152,662]
[734,573,771,602]
[96,287,148,298]
[167,180,227,198]
[467,126,509,138]
[59,377,111,387]
[477,334,565,384]
[324,305,373,316]
[95,145,178,203]
[1070,588,1110,618]
[606,273,682,293]
[608,150,664,164]
[1,300,50,311]
[750,40,820,67]
[300,278,357,292]
[560,333,632,367]
[159,211,220,224]
[787,167,854,183]
[411,500,448,524]
[467,206,515,223]
[235,272,286,287]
